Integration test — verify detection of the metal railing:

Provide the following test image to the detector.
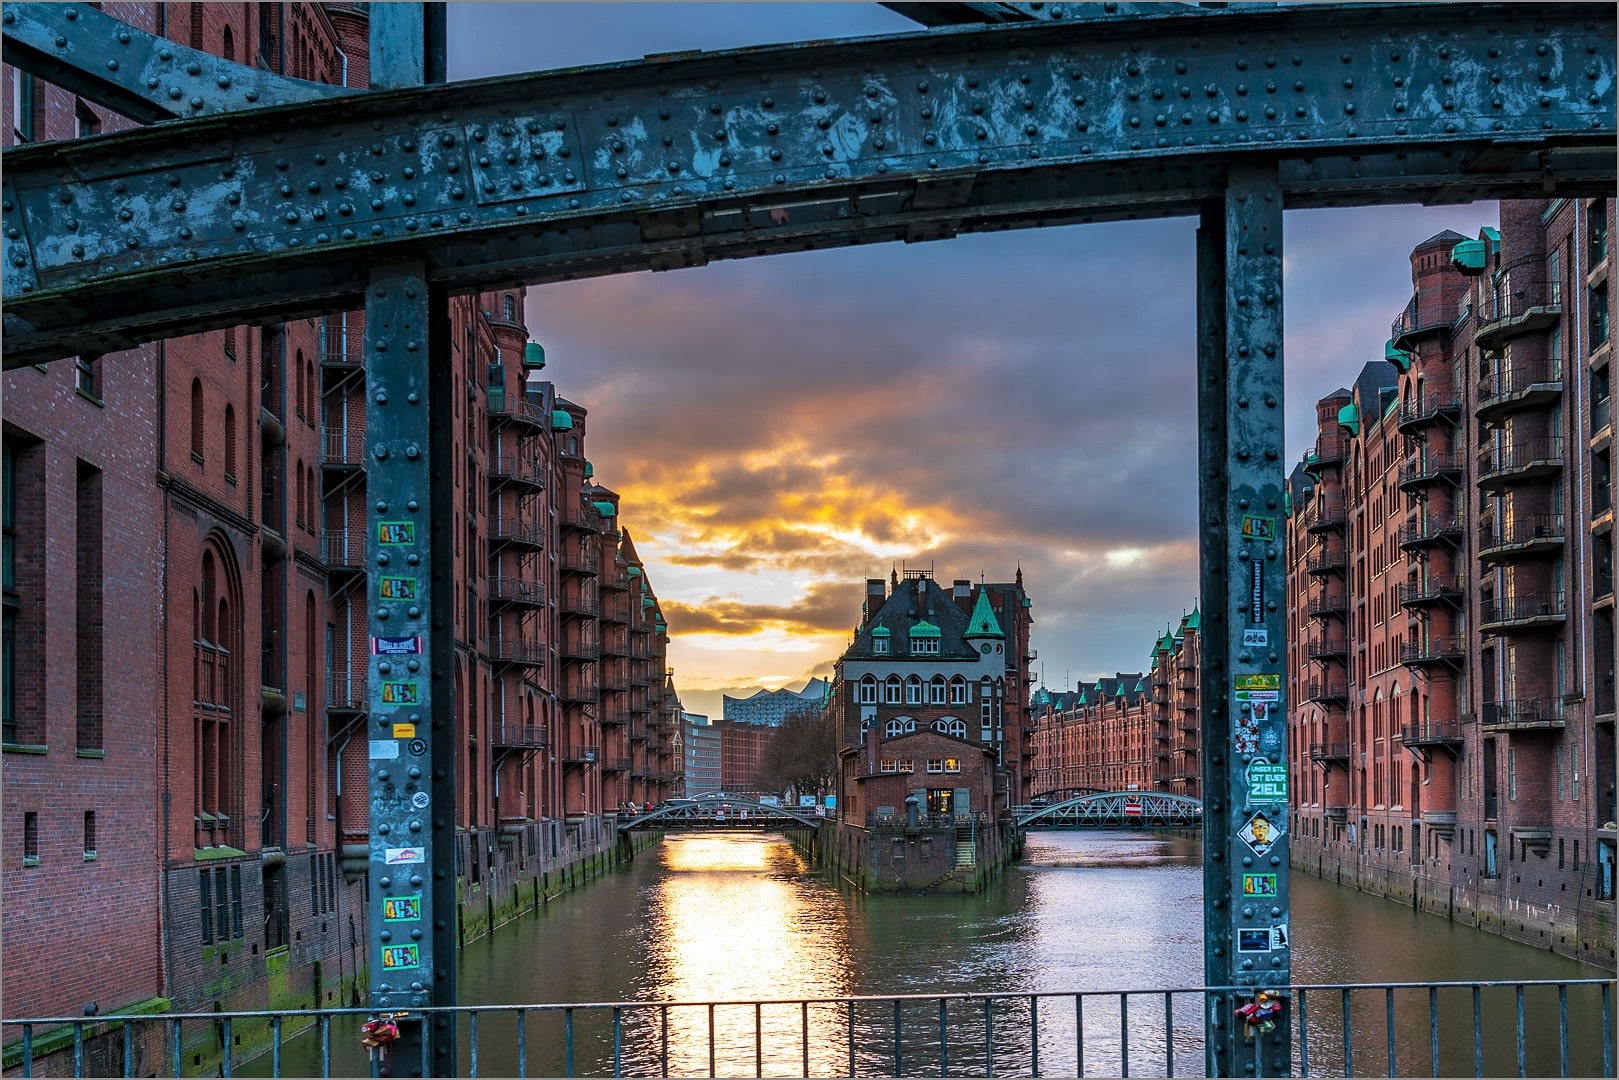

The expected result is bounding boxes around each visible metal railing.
[1477,360,1564,411]
[1400,637,1467,664]
[1398,450,1466,488]
[1476,438,1565,483]
[1395,383,1463,428]
[1478,514,1565,556]
[1475,273,1563,329]
[1480,593,1567,627]
[1481,698,1566,732]
[5,980,1608,1078]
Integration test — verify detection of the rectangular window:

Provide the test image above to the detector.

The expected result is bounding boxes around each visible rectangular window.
[2,441,14,594]
[23,811,39,866]
[1557,745,1567,800]
[926,758,944,774]
[75,100,100,138]
[200,869,214,944]
[83,811,96,858]
[1594,282,1611,348]
[214,866,230,943]
[76,463,103,751]
[230,865,243,938]
[75,355,98,400]
[2,609,14,746]
[1572,742,1581,800]
[1507,747,1517,801]
[873,639,888,655]
[880,759,898,773]
[1591,201,1610,266]
[11,69,35,142]
[950,682,969,705]
[944,757,961,773]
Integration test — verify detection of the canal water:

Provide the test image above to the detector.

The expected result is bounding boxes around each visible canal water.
[265,831,1610,1077]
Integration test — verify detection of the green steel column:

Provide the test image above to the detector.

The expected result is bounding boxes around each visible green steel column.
[365,4,454,1076]
[1199,165,1292,1077]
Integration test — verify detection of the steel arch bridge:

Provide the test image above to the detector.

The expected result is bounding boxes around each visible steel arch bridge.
[618,796,824,833]
[1013,790,1204,829]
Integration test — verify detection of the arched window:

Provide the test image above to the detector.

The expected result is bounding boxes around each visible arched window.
[884,676,903,705]
[221,25,235,62]
[190,379,205,460]
[195,539,242,848]
[884,717,916,738]
[858,676,878,705]
[930,676,948,705]
[295,352,306,420]
[223,404,237,481]
[295,465,307,530]
[905,675,923,705]
[933,717,967,739]
[503,295,517,321]
[305,354,316,422]
[950,676,970,705]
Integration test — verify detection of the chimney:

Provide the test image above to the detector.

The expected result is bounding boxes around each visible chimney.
[953,579,971,598]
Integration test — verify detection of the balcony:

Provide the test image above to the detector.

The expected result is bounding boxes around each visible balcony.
[1306,589,1347,618]
[1400,719,1463,752]
[491,723,547,751]
[602,636,631,658]
[487,394,548,432]
[326,674,368,714]
[559,549,600,576]
[1305,680,1349,703]
[488,450,545,493]
[1481,698,1566,733]
[1474,275,1563,351]
[1400,636,1467,667]
[1396,576,1465,609]
[1479,592,1567,633]
[560,505,600,533]
[1476,438,1564,490]
[1398,515,1464,551]
[1303,497,1347,532]
[601,668,631,692]
[1397,450,1466,492]
[489,636,546,668]
[601,756,632,773]
[561,638,600,661]
[1477,514,1565,562]
[1310,742,1351,763]
[322,431,365,470]
[1323,806,1350,823]
[1306,547,1347,576]
[489,576,545,609]
[561,744,599,765]
[601,569,631,592]
[1390,294,1458,348]
[560,681,599,704]
[560,591,600,617]
[598,707,630,726]
[323,529,365,571]
[488,516,545,551]
[1395,383,1464,433]
[1476,360,1564,423]
[1304,434,1347,474]
[1306,636,1348,659]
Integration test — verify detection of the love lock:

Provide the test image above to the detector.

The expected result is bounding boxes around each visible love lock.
[361,1014,404,1066]
[1234,990,1283,1038]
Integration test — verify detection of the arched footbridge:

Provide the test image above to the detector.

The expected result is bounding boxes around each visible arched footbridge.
[618,796,825,834]
[1012,791,1203,829]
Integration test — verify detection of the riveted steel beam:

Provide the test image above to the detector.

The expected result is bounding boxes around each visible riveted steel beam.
[881,2,1228,28]
[2,2,1613,365]
[0,2,354,123]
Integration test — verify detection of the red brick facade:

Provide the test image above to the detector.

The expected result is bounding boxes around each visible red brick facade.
[2,4,684,1036]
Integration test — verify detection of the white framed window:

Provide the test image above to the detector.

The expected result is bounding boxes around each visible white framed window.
[884,677,903,705]
[950,677,969,705]
[933,718,967,739]
[926,758,944,774]
[911,638,938,655]
[884,717,916,738]
[944,757,961,773]
[905,676,923,705]
[930,677,947,705]
[874,638,888,654]
[858,676,878,705]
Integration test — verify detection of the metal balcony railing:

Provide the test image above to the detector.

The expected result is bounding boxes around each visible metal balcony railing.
[322,431,364,468]
[1305,681,1348,703]
[1309,742,1350,762]
[1479,592,1567,630]
[491,723,547,750]
[1400,720,1464,748]
[1304,497,1346,531]
[490,576,546,607]
[561,638,600,660]
[1306,590,1348,617]
[1477,514,1565,559]
[489,636,546,667]
[487,394,548,429]
[1397,516,1464,549]
[489,516,545,550]
[601,756,632,772]
[488,450,545,490]
[1306,548,1347,575]
[598,707,630,726]
[1310,434,1348,468]
[560,550,600,575]
[1394,383,1463,430]
[560,591,600,616]
[1474,274,1563,348]
[1476,438,1564,486]
[560,744,599,764]
[1306,636,1348,659]
[1396,577,1465,607]
[1400,637,1467,665]
[1481,698,1566,732]
[322,529,365,570]
[560,681,599,704]
[1390,293,1459,343]
[325,674,367,713]
[1476,360,1564,418]
[1397,450,1466,489]
[560,505,600,532]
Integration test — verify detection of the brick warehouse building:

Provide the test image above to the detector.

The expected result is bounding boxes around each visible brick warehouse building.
[1286,200,1616,966]
[1,2,683,1048]
[1028,608,1205,801]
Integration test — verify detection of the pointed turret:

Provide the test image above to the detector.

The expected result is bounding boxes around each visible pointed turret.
[963,589,1005,639]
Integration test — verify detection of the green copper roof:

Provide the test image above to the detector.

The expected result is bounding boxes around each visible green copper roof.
[1157,633,1176,653]
[551,409,574,431]
[1076,691,1087,706]
[592,500,616,517]
[910,620,941,639]
[584,460,594,478]
[964,590,1005,639]
[1185,608,1201,631]
[627,565,642,577]
[1337,401,1360,436]
[524,341,546,368]
[870,626,891,638]
[1384,338,1413,372]
[1135,679,1148,693]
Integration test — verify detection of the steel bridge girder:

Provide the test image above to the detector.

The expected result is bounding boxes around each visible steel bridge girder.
[2,2,1614,365]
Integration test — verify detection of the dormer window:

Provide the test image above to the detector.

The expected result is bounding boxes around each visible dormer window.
[911,637,939,655]
[874,638,889,654]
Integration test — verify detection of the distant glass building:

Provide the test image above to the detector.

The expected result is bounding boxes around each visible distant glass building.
[682,713,722,795]
[721,679,830,726]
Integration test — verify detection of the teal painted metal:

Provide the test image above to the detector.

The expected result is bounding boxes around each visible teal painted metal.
[1011,790,1203,828]
[1199,166,1292,1076]
[3,3,1614,364]
[0,2,353,123]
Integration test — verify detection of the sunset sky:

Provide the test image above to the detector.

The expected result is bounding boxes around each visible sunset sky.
[448,3,1495,721]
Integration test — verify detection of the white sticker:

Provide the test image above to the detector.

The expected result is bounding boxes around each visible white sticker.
[384,847,425,865]
[369,740,399,760]
[1242,629,1269,646]
[410,791,430,809]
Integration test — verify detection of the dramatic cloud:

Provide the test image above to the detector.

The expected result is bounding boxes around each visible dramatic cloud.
[450,4,1500,719]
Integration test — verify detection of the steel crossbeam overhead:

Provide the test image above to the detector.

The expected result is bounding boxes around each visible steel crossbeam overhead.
[2,2,1613,366]
[882,2,1277,29]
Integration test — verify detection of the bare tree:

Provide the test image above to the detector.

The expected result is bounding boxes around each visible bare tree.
[755,708,838,796]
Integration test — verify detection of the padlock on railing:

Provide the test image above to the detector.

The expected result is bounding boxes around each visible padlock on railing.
[1234,990,1283,1038]
[361,1013,404,1068]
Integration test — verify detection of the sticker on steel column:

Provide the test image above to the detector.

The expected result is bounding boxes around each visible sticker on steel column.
[1245,757,1288,802]
[408,739,428,755]
[383,847,425,864]
[1270,923,1289,950]
[1242,872,1278,897]
[1235,715,1261,755]
[379,576,417,600]
[1240,515,1275,541]
[392,723,416,738]
[410,790,430,809]
[369,740,400,760]
[1242,628,1269,647]
[381,944,421,969]
[378,522,415,545]
[381,682,420,705]
[1237,928,1272,953]
[1250,559,1264,624]
[382,895,422,921]
[372,635,423,655]
[1238,811,1283,857]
